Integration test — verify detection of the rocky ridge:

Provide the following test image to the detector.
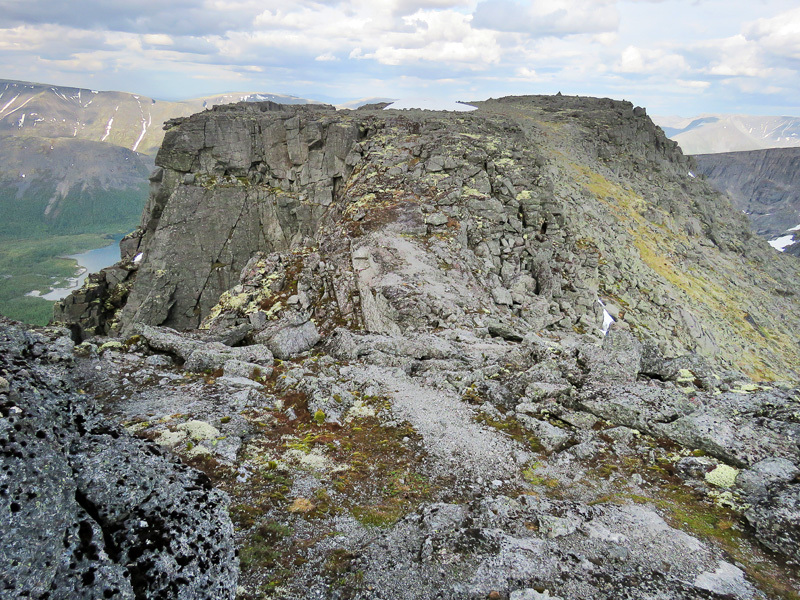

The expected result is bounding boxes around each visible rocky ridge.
[57,96,800,380]
[28,95,800,598]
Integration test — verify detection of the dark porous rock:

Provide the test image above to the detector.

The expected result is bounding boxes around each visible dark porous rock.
[746,482,800,562]
[0,320,237,599]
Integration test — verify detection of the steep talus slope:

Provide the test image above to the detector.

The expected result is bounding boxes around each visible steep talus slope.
[45,96,800,599]
[60,97,800,380]
[476,97,800,381]
[693,148,800,239]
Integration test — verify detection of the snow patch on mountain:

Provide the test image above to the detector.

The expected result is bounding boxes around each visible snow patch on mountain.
[769,235,796,251]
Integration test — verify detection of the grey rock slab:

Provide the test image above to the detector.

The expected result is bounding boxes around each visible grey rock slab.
[487,321,524,342]
[491,287,514,306]
[693,562,757,599]
[223,359,270,379]
[516,414,573,452]
[736,458,800,497]
[579,383,695,435]
[537,515,577,538]
[657,407,794,468]
[185,342,274,373]
[260,319,321,360]
[511,590,563,600]
[425,212,449,226]
[745,482,800,562]
[136,324,204,360]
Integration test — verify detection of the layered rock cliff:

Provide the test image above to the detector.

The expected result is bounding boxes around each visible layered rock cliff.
[693,147,800,240]
[40,96,800,599]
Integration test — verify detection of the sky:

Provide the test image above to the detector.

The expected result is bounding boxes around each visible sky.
[1,0,800,116]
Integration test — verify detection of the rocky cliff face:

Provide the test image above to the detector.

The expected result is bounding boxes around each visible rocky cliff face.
[694,148,800,240]
[58,96,800,381]
[43,96,800,599]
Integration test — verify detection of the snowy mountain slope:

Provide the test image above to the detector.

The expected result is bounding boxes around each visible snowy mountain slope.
[0,79,323,156]
[652,113,800,155]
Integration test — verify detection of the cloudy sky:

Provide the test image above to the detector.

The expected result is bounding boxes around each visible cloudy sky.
[2,0,799,116]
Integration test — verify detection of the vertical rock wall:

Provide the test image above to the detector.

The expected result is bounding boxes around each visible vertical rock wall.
[119,103,363,331]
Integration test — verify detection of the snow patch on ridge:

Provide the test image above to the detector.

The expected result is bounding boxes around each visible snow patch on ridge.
[101,117,114,141]
[597,298,615,335]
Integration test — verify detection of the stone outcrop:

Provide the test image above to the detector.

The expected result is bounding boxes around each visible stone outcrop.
[56,95,800,381]
[0,319,238,599]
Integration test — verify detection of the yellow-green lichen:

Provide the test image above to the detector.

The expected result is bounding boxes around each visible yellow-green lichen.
[155,429,188,446]
[705,464,739,488]
[177,420,221,441]
[99,340,126,353]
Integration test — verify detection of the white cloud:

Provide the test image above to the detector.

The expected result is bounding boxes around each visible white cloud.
[472,0,619,36]
[315,52,338,61]
[676,79,710,91]
[354,10,501,67]
[745,7,800,60]
[698,34,764,77]
[0,0,798,115]
[617,46,688,75]
[142,34,174,46]
[515,67,540,81]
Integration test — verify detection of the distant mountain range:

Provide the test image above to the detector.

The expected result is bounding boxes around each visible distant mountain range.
[692,148,800,254]
[651,113,800,254]
[652,114,800,155]
[0,79,322,156]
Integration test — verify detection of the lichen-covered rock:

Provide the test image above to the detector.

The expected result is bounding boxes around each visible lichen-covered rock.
[0,319,237,599]
[254,314,321,359]
[134,323,274,374]
[736,458,800,497]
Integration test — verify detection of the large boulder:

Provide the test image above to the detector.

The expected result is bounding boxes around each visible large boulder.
[0,320,238,599]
